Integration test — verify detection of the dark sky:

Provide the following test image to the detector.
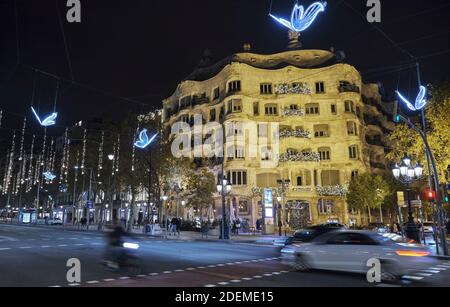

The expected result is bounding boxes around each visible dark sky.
[1,0,450,146]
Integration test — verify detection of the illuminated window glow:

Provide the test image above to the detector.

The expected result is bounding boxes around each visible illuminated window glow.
[31,107,58,127]
[270,1,327,33]
[395,86,428,112]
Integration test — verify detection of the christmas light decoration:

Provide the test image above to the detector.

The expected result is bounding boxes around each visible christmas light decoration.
[279,151,321,163]
[279,128,311,139]
[81,129,87,175]
[43,172,57,181]
[282,108,306,117]
[98,131,104,177]
[31,107,58,127]
[134,129,158,149]
[315,185,348,197]
[275,83,311,95]
[270,1,327,33]
[396,86,428,112]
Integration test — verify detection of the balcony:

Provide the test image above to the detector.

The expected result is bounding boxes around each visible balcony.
[192,94,210,106]
[282,108,305,117]
[279,151,321,163]
[338,84,360,94]
[316,185,348,197]
[279,129,311,139]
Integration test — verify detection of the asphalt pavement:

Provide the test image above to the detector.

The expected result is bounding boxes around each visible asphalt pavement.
[0,223,449,288]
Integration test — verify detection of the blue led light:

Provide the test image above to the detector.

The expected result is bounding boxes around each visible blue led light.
[134,129,158,149]
[31,107,58,127]
[395,86,428,112]
[270,1,326,33]
[43,172,57,181]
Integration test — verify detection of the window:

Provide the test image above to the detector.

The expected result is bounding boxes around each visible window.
[331,104,337,115]
[228,80,241,93]
[179,115,189,124]
[260,83,273,95]
[318,199,333,214]
[253,102,259,116]
[226,122,243,137]
[349,145,359,160]
[227,171,248,186]
[210,109,216,122]
[290,104,299,110]
[318,148,331,161]
[265,104,278,116]
[239,200,249,213]
[345,100,355,113]
[227,99,242,113]
[294,170,311,186]
[235,146,245,159]
[314,125,329,138]
[351,170,359,179]
[296,176,303,186]
[321,170,340,186]
[180,96,192,108]
[213,87,220,100]
[315,82,325,94]
[305,103,320,115]
[347,121,358,136]
[261,146,272,161]
[258,124,268,138]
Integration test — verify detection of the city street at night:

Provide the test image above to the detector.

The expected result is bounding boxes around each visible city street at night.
[1,223,449,288]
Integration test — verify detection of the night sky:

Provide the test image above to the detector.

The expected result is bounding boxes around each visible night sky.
[1,0,450,148]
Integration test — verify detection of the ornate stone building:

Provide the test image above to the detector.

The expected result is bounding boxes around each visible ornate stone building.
[162,47,394,232]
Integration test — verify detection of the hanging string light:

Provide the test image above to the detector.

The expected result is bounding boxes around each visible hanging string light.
[112,142,116,176]
[98,131,104,178]
[26,135,35,192]
[4,131,16,195]
[64,138,71,184]
[81,129,87,175]
[131,127,138,172]
[59,129,68,185]
[116,134,120,173]
[0,110,3,128]
[2,152,10,195]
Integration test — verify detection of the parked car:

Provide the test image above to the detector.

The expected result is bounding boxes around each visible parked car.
[281,230,438,282]
[368,223,388,233]
[274,223,346,247]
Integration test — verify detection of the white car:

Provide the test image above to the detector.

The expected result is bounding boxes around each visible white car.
[281,230,440,281]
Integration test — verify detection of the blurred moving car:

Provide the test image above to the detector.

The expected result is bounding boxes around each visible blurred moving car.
[281,230,439,282]
[274,224,346,247]
[47,218,63,225]
[368,223,388,233]
[422,222,435,234]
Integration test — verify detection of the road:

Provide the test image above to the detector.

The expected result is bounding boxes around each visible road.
[0,223,449,287]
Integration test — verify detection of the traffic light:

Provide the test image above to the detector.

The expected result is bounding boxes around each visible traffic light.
[426,190,436,202]
[393,101,401,123]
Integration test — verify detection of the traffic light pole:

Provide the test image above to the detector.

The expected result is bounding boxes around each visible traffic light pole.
[396,113,448,255]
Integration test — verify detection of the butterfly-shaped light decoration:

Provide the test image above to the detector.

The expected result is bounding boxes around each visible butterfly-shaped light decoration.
[270,1,326,33]
[31,107,58,127]
[395,86,428,112]
[43,172,57,181]
[134,129,158,149]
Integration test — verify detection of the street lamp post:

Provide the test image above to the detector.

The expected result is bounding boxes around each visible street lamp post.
[392,155,423,243]
[217,176,232,240]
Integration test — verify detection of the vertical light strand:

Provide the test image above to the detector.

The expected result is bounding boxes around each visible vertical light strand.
[64,138,71,184]
[5,131,17,195]
[81,129,87,175]
[131,127,138,172]
[0,110,3,128]
[18,117,26,161]
[97,131,104,178]
[74,150,80,183]
[26,135,35,192]
[2,152,10,195]
[116,134,120,173]
[112,142,116,176]
[59,129,68,185]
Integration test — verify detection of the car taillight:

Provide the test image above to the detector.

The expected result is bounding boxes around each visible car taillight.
[395,250,430,257]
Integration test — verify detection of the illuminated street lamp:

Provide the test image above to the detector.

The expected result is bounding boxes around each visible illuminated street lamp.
[392,155,423,243]
[217,176,232,240]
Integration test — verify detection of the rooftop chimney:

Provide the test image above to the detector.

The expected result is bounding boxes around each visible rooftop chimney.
[243,43,252,52]
[287,31,302,50]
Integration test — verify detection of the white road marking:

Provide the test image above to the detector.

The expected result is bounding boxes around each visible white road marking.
[0,248,12,251]
[416,273,433,277]
[230,280,241,283]
[218,282,229,285]
[163,271,172,274]
[429,267,447,271]
[208,265,217,268]
[58,245,68,247]
[104,279,116,282]
[41,246,51,248]
[197,266,205,269]
[264,273,273,277]
[68,283,81,287]
[186,268,195,271]
[20,247,31,249]
[253,276,263,279]
[204,284,216,288]
[86,281,100,284]
[376,283,401,288]
[242,277,253,281]
[119,277,130,280]
[175,269,185,272]
[135,275,146,278]
[49,285,61,288]
[402,275,424,281]
[420,270,440,274]
[149,273,159,276]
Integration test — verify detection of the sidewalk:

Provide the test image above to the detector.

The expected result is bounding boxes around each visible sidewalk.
[0,221,283,245]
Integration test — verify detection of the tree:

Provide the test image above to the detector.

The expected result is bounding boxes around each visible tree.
[387,82,450,183]
[346,173,390,223]
[184,168,216,220]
